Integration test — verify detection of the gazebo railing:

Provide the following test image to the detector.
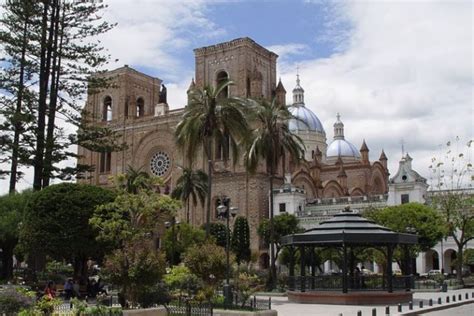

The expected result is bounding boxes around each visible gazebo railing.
[288,275,413,292]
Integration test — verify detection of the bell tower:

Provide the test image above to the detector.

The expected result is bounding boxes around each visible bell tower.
[193,37,278,99]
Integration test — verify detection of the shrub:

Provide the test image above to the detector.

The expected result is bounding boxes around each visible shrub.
[135,283,171,308]
[183,242,229,286]
[164,265,202,299]
[0,288,34,315]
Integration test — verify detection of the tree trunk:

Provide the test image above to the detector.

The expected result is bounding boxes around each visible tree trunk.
[269,164,276,289]
[205,139,212,238]
[9,13,29,194]
[33,0,53,191]
[456,243,464,284]
[43,0,63,187]
[186,198,190,224]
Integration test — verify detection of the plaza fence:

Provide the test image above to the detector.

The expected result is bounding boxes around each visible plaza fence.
[165,301,213,316]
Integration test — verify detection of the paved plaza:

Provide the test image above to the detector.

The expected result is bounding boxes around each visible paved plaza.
[258,289,474,316]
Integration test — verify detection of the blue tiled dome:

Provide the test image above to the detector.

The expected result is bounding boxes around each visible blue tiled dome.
[288,105,325,134]
[327,139,361,158]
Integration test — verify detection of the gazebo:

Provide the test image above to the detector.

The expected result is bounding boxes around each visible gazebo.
[280,208,418,305]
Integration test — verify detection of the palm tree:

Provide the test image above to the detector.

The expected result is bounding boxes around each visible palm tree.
[245,98,305,289]
[171,168,208,224]
[175,80,250,237]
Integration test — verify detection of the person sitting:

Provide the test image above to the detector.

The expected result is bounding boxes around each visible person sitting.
[44,281,56,300]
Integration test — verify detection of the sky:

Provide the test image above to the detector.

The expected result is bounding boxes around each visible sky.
[1,0,473,193]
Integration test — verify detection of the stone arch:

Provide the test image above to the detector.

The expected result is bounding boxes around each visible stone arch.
[292,170,317,199]
[322,180,344,198]
[370,168,386,194]
[443,249,457,274]
[425,249,440,272]
[136,97,145,117]
[102,96,112,121]
[349,187,365,197]
[133,128,176,181]
[216,70,229,98]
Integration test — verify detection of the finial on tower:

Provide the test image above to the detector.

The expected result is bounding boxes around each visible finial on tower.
[296,65,300,86]
[336,112,341,121]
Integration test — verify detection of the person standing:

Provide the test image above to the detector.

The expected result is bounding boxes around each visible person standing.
[64,278,73,299]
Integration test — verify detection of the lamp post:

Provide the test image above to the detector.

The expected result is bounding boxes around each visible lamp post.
[165,217,180,266]
[217,197,238,306]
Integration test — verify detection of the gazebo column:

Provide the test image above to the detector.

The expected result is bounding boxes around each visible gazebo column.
[288,246,295,291]
[387,245,394,293]
[403,245,412,291]
[349,247,355,289]
[342,244,348,293]
[299,245,306,292]
[310,246,316,290]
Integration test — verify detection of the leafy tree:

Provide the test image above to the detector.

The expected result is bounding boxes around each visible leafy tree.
[103,239,166,307]
[364,203,445,274]
[0,190,33,279]
[231,216,251,266]
[429,138,474,282]
[463,248,474,266]
[183,242,229,286]
[257,213,303,283]
[175,80,250,237]
[245,98,305,289]
[365,203,446,250]
[202,222,228,248]
[171,168,208,223]
[162,223,206,265]
[18,183,116,279]
[90,192,180,249]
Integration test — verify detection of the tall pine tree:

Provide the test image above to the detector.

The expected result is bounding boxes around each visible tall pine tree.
[0,0,125,191]
[0,0,39,193]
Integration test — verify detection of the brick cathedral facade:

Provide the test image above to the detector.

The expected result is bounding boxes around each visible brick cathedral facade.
[78,38,389,263]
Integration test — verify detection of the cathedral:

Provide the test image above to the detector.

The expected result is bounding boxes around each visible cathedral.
[78,37,389,265]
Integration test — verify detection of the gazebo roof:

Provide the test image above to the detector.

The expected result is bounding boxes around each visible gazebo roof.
[281,209,418,246]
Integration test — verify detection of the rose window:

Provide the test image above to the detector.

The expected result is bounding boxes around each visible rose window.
[150,151,171,176]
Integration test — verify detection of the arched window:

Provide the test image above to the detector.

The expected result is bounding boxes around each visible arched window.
[216,71,229,99]
[136,97,144,117]
[102,96,112,122]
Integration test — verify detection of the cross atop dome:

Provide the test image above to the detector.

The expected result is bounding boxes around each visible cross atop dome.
[292,72,305,105]
[334,113,345,140]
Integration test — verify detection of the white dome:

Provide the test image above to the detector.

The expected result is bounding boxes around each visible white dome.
[288,105,325,134]
[327,139,360,159]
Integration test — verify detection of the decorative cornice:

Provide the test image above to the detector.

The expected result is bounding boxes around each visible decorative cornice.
[194,37,278,59]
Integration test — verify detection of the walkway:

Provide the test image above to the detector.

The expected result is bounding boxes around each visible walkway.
[258,289,474,316]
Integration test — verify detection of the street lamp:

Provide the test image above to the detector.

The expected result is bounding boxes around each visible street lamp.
[217,197,238,306]
[165,217,180,266]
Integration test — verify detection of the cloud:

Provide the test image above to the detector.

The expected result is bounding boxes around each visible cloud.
[278,0,473,182]
[100,0,226,79]
[266,43,310,58]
